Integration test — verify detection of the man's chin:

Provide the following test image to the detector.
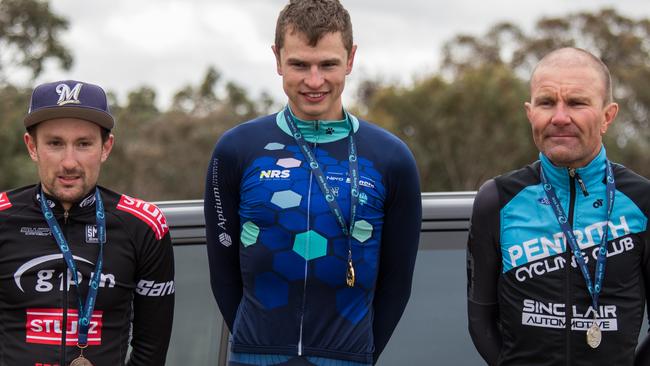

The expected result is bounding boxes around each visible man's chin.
[50,187,87,207]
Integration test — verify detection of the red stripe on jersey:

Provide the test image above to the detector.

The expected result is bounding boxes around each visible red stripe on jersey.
[0,192,12,211]
[116,195,169,240]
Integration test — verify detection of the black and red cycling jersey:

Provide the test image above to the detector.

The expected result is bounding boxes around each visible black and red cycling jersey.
[0,184,175,366]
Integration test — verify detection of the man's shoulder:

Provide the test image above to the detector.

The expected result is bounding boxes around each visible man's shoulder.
[612,162,650,186]
[223,113,280,138]
[0,185,38,214]
[611,162,650,213]
[101,187,169,241]
[493,161,540,187]
[354,117,415,160]
[488,161,541,207]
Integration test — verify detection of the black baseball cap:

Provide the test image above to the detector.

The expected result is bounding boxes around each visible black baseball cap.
[24,80,115,130]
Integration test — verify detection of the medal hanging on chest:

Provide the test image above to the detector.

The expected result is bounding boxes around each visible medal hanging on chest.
[540,162,615,349]
[284,109,360,287]
[39,188,106,365]
[586,314,602,349]
[69,346,94,366]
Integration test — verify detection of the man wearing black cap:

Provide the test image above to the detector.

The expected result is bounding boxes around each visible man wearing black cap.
[0,80,175,366]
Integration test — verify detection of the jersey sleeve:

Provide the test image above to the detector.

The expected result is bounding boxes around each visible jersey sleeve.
[371,141,421,363]
[466,179,502,365]
[635,204,650,365]
[127,213,175,366]
[204,131,243,332]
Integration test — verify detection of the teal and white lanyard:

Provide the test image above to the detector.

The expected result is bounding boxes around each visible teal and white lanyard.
[39,187,106,347]
[284,108,359,287]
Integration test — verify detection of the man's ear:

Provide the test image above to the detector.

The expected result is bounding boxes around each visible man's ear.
[600,102,618,134]
[101,134,115,163]
[272,45,283,76]
[24,132,38,162]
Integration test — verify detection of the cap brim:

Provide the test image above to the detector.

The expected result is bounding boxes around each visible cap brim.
[24,106,114,130]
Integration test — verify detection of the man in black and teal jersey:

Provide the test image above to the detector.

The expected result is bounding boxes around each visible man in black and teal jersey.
[204,1,421,365]
[467,47,650,365]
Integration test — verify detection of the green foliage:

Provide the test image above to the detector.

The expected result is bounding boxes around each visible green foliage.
[0,0,72,81]
[360,65,534,191]
[100,67,277,200]
[0,85,37,189]
[359,7,650,191]
[2,5,649,198]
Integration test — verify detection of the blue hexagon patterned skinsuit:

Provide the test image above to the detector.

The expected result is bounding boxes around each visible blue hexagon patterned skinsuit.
[204,107,421,364]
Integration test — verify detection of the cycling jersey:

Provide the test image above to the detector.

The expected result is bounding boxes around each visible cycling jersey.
[204,107,421,364]
[0,185,175,366]
[467,147,650,365]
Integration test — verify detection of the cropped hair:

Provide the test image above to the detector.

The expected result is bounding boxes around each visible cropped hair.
[275,0,353,54]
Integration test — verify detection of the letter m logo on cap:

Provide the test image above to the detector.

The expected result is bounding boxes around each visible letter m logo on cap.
[0,192,12,211]
[56,83,83,106]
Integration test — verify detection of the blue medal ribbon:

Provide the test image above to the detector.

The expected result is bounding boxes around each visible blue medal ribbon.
[39,187,106,347]
[540,161,615,311]
[284,108,359,285]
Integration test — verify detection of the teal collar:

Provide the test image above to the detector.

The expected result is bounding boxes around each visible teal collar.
[276,106,360,143]
[539,145,607,188]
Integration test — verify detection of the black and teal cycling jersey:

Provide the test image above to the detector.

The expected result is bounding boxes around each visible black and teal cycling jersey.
[204,107,421,364]
[467,147,650,365]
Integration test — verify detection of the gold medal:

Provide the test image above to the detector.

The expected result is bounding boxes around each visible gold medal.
[586,319,602,349]
[346,258,355,287]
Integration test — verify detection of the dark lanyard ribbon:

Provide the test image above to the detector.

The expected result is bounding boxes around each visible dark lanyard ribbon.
[540,161,615,310]
[39,187,106,346]
[284,109,359,285]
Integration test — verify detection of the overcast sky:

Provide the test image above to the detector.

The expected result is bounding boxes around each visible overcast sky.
[11,0,650,108]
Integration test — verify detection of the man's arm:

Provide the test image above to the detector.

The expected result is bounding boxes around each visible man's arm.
[371,142,421,363]
[204,132,243,331]
[634,230,650,365]
[467,179,502,365]
[127,228,175,366]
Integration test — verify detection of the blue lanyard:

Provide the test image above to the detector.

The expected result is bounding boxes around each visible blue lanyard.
[540,161,615,310]
[39,187,106,346]
[284,108,359,286]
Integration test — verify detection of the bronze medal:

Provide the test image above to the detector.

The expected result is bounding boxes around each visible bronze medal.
[69,355,94,366]
[346,259,355,287]
[70,346,94,366]
[586,321,602,349]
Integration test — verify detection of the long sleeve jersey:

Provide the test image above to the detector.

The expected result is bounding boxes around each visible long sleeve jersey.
[0,185,175,366]
[467,147,650,365]
[204,109,421,364]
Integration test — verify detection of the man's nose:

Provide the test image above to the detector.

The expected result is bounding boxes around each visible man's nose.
[60,147,79,170]
[304,66,325,89]
[550,102,571,125]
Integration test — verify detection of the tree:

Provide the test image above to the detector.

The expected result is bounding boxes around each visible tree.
[0,85,36,190]
[358,8,650,191]
[0,0,72,82]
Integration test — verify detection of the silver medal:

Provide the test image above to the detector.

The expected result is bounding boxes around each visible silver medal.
[586,321,602,349]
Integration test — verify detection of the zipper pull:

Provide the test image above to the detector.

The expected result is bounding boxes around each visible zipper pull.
[568,168,576,178]
[64,210,69,224]
[574,172,589,197]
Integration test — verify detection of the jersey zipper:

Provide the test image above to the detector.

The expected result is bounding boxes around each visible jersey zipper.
[565,169,577,366]
[298,126,320,355]
[61,210,70,365]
